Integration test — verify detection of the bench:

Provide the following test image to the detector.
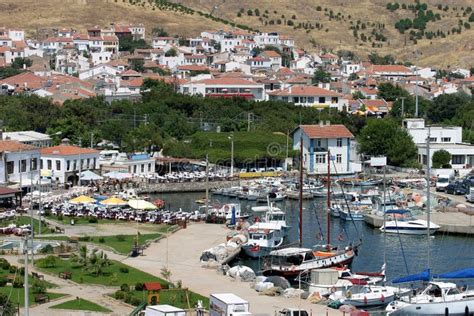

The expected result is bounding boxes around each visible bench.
[32,272,44,280]
[58,271,72,280]
[67,236,79,244]
[55,226,65,233]
[34,294,49,304]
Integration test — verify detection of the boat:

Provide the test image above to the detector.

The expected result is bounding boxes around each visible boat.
[256,191,286,203]
[339,208,365,221]
[330,285,399,307]
[207,203,249,221]
[242,222,285,258]
[330,204,342,218]
[386,281,474,315]
[380,209,440,235]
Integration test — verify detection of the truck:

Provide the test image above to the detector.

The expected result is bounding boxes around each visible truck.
[435,169,455,192]
[144,305,186,316]
[210,293,251,316]
[278,309,309,316]
[466,178,474,203]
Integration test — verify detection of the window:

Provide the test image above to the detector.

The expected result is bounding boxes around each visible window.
[336,154,342,163]
[47,159,52,170]
[20,160,27,172]
[92,158,96,168]
[441,137,451,142]
[451,155,465,165]
[148,163,152,172]
[87,159,90,168]
[308,97,314,103]
[282,97,288,102]
[40,159,43,169]
[337,138,343,147]
[429,137,437,142]
[31,158,38,170]
[7,161,14,174]
[73,160,77,171]
[56,160,61,171]
[67,160,71,171]
[331,97,338,104]
[316,139,322,147]
[318,97,326,103]
[316,154,326,164]
[141,164,145,173]
[133,165,137,174]
[80,159,84,169]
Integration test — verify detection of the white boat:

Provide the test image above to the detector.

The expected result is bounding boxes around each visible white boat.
[386,281,474,315]
[380,209,440,235]
[339,208,365,221]
[330,204,342,218]
[207,203,248,221]
[242,222,285,258]
[330,285,399,307]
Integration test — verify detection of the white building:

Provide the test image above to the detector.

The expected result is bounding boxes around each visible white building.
[100,152,155,175]
[0,140,41,188]
[404,118,474,170]
[179,78,266,101]
[2,131,52,148]
[292,124,356,174]
[40,145,100,185]
[341,62,361,76]
[268,85,346,110]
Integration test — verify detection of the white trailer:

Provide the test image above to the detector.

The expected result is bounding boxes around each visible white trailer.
[210,293,251,316]
[145,305,186,316]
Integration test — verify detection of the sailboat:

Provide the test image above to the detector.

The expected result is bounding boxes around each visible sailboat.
[262,146,357,278]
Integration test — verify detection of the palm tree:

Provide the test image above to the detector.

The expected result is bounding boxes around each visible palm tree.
[71,245,88,267]
[86,249,110,276]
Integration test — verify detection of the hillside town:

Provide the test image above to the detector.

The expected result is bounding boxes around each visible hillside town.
[0,20,473,316]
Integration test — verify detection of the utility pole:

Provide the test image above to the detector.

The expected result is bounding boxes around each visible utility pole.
[205,154,209,216]
[78,137,82,187]
[23,236,29,316]
[400,97,405,126]
[90,132,94,148]
[414,50,419,117]
[285,129,289,171]
[298,132,303,247]
[426,126,431,269]
[229,133,234,177]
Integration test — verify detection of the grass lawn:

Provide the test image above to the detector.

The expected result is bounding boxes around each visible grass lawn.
[0,216,56,235]
[51,297,112,313]
[41,233,163,255]
[129,288,209,309]
[35,257,170,287]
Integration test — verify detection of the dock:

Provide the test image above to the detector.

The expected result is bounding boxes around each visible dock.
[364,212,474,236]
[137,180,239,194]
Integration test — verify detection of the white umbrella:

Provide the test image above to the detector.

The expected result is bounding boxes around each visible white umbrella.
[103,171,133,180]
[128,199,157,210]
[80,170,103,181]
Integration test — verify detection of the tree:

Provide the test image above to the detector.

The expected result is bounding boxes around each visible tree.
[352,91,364,99]
[152,27,169,37]
[86,249,110,276]
[11,57,32,69]
[131,59,144,72]
[71,245,88,267]
[358,119,418,167]
[312,67,331,84]
[428,92,471,123]
[247,9,253,16]
[119,35,150,52]
[348,73,359,81]
[377,82,409,101]
[165,47,178,57]
[368,52,395,65]
[432,150,451,168]
[0,293,16,316]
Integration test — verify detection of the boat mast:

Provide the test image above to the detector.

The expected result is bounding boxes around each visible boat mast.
[327,150,331,248]
[426,126,431,269]
[299,132,304,247]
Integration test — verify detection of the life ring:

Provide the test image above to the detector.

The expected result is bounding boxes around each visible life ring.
[346,290,352,298]
[330,286,337,293]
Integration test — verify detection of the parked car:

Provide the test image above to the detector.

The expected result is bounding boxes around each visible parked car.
[445,181,468,195]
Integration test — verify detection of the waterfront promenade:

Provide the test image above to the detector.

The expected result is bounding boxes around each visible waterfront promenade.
[122,223,342,316]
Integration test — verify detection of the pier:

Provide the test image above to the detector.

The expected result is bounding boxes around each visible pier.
[137,180,239,194]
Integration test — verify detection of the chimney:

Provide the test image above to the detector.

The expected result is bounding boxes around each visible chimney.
[319,121,324,127]
[60,138,70,145]
[325,120,331,126]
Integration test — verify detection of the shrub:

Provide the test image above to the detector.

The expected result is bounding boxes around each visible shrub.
[79,236,91,242]
[39,244,54,254]
[13,277,23,288]
[119,267,129,274]
[88,217,98,223]
[37,255,58,268]
[114,290,125,300]
[0,278,7,287]
[131,297,142,306]
[9,265,17,273]
[432,149,451,168]
[98,237,105,243]
[135,282,144,291]
[0,259,10,270]
[116,235,126,242]
[32,280,47,294]
[124,294,133,304]
[120,283,130,292]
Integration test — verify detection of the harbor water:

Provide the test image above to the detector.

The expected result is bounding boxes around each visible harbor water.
[152,191,474,283]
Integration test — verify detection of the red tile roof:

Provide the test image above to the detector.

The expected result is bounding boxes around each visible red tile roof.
[40,145,98,156]
[192,78,261,86]
[300,124,354,139]
[261,50,281,58]
[177,64,209,71]
[269,85,341,97]
[0,187,21,196]
[0,140,37,153]
[143,282,162,291]
[370,65,412,74]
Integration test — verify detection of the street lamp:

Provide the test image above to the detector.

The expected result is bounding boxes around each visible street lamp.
[228,133,234,177]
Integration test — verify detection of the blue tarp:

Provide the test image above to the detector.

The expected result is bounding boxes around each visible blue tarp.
[434,268,474,279]
[392,269,430,283]
[230,206,236,226]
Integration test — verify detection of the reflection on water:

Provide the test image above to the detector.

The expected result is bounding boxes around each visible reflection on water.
[152,191,474,283]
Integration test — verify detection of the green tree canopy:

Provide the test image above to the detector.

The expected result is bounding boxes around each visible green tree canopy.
[432,149,451,168]
[312,67,331,84]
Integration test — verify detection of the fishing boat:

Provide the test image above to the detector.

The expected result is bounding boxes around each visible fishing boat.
[207,203,249,221]
[242,222,285,258]
[339,208,365,221]
[256,191,286,203]
[380,209,440,235]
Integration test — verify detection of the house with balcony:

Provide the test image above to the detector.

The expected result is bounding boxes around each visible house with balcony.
[292,123,357,175]
[179,77,265,101]
[2,131,52,148]
[268,85,346,110]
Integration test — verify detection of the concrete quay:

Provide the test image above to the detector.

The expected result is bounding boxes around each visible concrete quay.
[364,211,474,236]
[138,180,239,194]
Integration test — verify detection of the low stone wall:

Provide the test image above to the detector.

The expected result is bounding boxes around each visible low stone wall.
[137,180,239,194]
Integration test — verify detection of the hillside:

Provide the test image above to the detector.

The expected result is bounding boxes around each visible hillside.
[0,0,473,68]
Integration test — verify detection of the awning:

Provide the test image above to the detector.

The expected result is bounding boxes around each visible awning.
[69,195,96,205]
[80,170,103,181]
[128,199,157,210]
[100,197,128,207]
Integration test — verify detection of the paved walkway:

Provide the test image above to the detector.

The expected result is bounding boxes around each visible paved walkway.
[121,223,341,316]
[4,256,134,316]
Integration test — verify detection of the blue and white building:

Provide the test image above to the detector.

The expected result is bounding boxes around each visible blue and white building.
[292,123,358,175]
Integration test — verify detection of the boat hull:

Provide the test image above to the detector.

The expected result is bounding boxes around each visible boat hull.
[381,227,439,235]
[340,211,364,221]
[242,245,272,258]
[343,294,394,307]
[387,299,474,315]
